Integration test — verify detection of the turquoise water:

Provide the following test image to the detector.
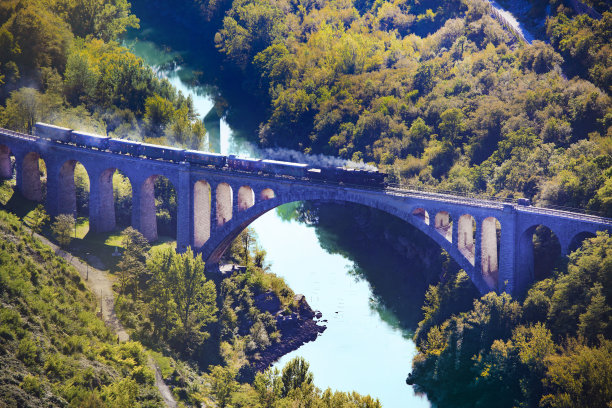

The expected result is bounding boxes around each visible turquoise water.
[125,32,431,407]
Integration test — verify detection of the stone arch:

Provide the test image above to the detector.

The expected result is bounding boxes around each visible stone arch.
[216,183,232,226]
[0,144,13,179]
[194,180,211,248]
[481,217,501,290]
[518,224,562,286]
[412,208,430,225]
[22,152,46,202]
[238,186,255,211]
[568,231,597,254]
[139,175,177,242]
[434,211,452,242]
[458,214,476,265]
[199,194,492,294]
[260,188,275,201]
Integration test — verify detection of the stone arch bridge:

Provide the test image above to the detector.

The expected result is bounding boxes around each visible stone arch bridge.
[1,128,611,296]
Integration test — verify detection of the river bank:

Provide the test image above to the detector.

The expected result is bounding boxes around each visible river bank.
[252,293,327,374]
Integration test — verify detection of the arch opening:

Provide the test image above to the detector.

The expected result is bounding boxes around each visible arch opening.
[58,160,89,236]
[481,217,500,290]
[260,188,275,201]
[194,180,211,248]
[238,186,255,211]
[519,225,562,288]
[568,231,597,254]
[96,168,132,232]
[216,183,232,226]
[434,211,452,242]
[458,214,476,265]
[139,175,177,242]
[113,170,133,228]
[412,208,429,225]
[22,152,46,202]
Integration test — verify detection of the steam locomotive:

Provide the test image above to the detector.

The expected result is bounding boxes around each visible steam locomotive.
[34,122,387,188]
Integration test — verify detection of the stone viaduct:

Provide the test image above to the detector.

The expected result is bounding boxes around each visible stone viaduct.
[1,128,611,296]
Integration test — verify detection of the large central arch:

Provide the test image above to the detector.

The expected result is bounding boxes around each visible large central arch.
[199,190,491,294]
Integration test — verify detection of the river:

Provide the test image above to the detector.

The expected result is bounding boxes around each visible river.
[124,23,431,408]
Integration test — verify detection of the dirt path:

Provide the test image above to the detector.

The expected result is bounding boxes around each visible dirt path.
[34,233,177,407]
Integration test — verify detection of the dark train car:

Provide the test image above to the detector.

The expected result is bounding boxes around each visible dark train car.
[140,142,185,162]
[184,150,227,167]
[108,138,141,156]
[34,122,72,142]
[72,130,109,150]
[308,166,386,187]
[517,198,531,206]
[260,159,309,178]
[227,155,263,172]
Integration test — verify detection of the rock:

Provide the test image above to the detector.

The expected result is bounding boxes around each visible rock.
[248,294,326,374]
[254,291,282,314]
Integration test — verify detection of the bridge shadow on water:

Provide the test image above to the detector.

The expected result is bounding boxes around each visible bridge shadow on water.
[279,200,458,333]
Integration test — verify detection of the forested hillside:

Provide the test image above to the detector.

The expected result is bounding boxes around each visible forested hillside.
[409,232,612,408]
[0,0,204,148]
[175,0,612,214]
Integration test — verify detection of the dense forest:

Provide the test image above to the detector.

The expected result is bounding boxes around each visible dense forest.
[1,0,611,406]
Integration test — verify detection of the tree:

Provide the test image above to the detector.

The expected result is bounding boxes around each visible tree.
[120,227,149,263]
[254,367,282,407]
[145,246,176,338]
[51,214,74,248]
[117,227,149,296]
[29,204,49,236]
[168,248,217,350]
[209,365,238,408]
[280,357,314,398]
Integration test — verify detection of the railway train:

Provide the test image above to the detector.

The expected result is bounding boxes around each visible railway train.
[34,122,387,187]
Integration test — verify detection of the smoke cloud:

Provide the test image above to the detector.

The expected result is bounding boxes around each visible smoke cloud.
[251,146,378,171]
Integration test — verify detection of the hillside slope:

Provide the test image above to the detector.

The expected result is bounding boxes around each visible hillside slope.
[0,210,163,407]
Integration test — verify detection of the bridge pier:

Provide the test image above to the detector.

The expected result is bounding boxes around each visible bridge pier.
[176,163,191,253]
[0,145,11,178]
[193,179,212,248]
[139,176,158,242]
[89,169,116,233]
[20,152,43,202]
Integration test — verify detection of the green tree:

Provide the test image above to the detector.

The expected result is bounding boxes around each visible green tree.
[121,227,149,262]
[209,365,239,408]
[280,356,314,398]
[438,108,465,142]
[169,248,217,350]
[145,246,176,338]
[51,214,74,248]
[59,0,140,42]
[117,227,149,296]
[29,204,49,236]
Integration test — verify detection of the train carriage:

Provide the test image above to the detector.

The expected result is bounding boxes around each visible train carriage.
[34,122,72,142]
[227,155,263,172]
[260,159,309,178]
[184,150,227,167]
[72,130,109,150]
[108,138,141,156]
[139,142,185,162]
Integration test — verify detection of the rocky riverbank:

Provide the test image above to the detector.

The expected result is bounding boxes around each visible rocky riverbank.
[251,293,327,374]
